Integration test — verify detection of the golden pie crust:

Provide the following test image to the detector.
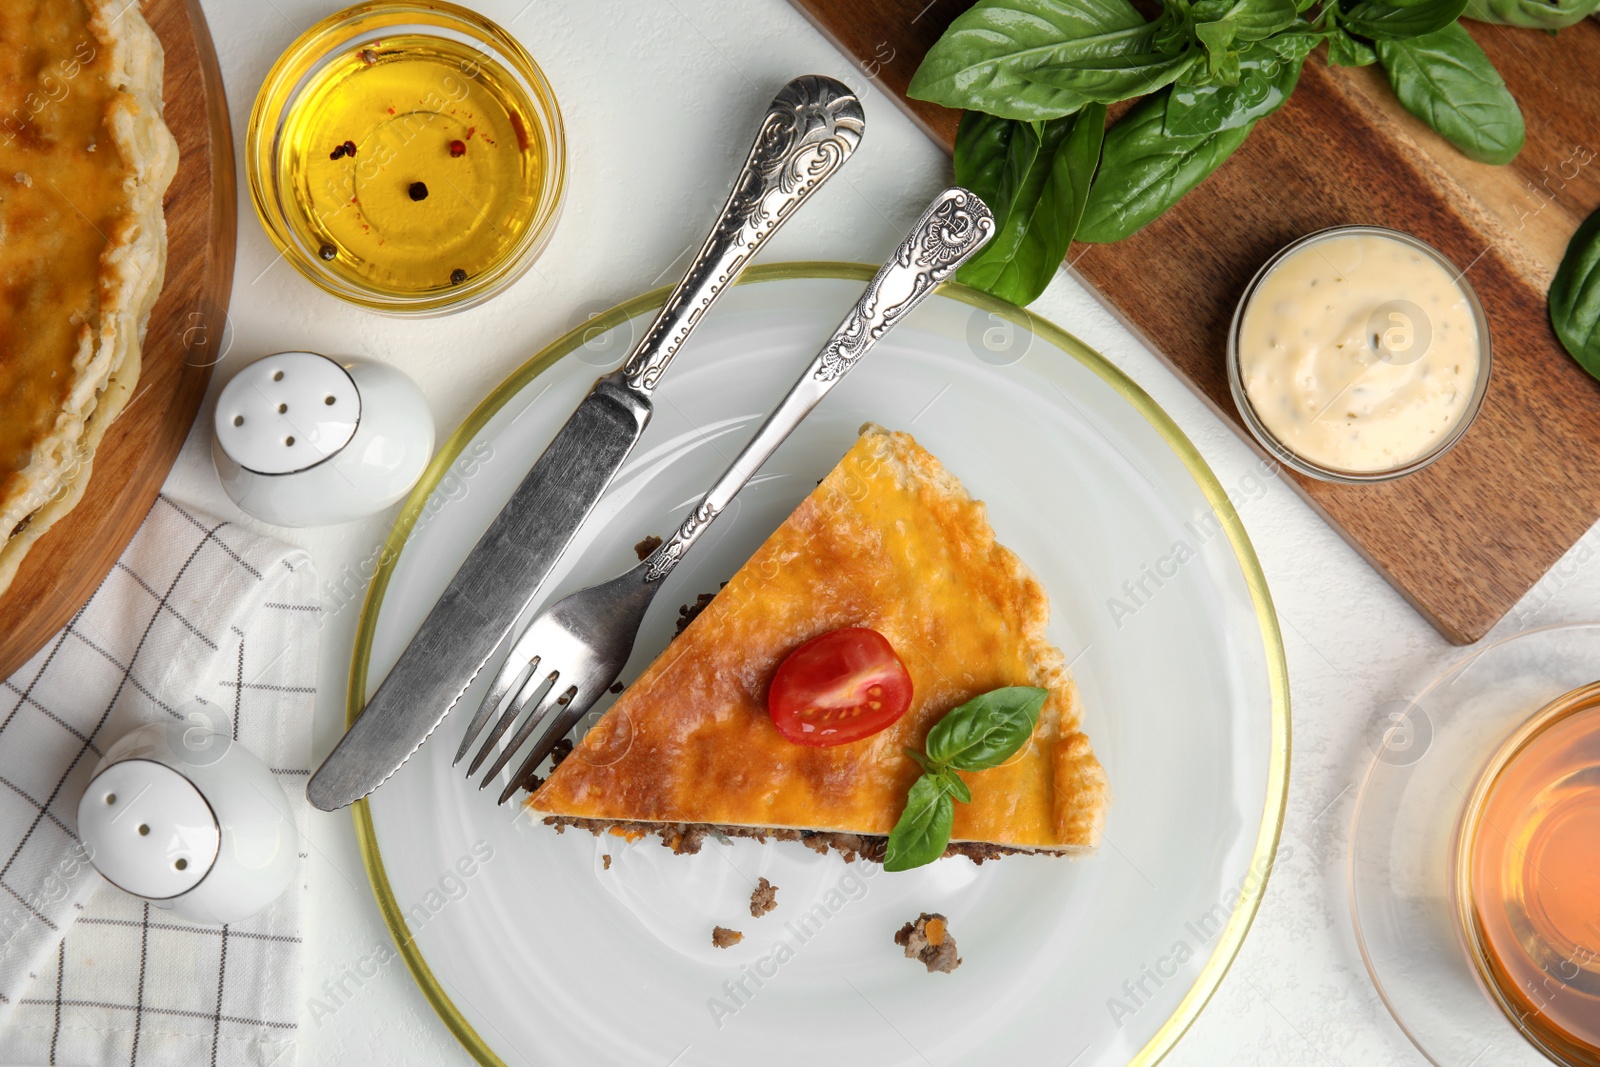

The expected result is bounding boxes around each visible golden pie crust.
[0,0,178,595]
[530,425,1109,859]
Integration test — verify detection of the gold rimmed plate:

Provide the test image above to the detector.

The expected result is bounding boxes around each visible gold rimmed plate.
[347,264,1290,1066]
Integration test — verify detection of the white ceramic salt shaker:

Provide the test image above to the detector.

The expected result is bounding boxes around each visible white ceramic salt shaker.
[212,350,434,527]
[77,710,297,925]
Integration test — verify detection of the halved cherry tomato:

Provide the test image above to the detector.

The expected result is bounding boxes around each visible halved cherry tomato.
[767,627,913,746]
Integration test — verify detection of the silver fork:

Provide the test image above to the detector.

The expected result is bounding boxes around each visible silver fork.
[460,187,995,803]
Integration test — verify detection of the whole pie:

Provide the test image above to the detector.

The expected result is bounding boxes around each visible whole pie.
[0,0,178,595]
[529,425,1109,862]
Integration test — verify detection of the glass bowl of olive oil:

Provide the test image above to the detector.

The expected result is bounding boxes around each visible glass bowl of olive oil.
[248,1,565,315]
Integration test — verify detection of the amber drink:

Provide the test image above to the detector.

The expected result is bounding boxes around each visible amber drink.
[1457,681,1600,1066]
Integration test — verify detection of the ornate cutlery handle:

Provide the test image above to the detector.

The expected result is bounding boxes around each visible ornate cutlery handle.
[617,75,865,395]
[643,186,996,581]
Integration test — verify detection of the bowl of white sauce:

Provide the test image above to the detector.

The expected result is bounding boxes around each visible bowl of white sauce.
[1227,225,1492,483]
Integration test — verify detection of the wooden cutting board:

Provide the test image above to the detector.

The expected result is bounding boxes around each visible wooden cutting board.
[791,0,1600,645]
[0,0,235,679]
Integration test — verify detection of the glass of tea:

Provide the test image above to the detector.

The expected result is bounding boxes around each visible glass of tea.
[1351,623,1600,1066]
[247,2,566,315]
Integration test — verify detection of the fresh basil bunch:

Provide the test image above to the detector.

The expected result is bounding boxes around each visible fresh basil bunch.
[909,0,1546,304]
[1551,207,1600,381]
[884,686,1047,872]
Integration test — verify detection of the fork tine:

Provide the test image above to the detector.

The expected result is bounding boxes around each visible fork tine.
[497,694,597,805]
[494,692,599,805]
[477,683,575,788]
[454,654,538,765]
[466,665,552,778]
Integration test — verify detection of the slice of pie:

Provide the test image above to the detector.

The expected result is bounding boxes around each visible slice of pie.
[529,425,1109,863]
[0,0,179,595]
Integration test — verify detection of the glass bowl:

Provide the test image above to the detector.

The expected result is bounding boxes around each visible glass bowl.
[1349,623,1600,1066]
[247,1,566,315]
[1226,225,1493,483]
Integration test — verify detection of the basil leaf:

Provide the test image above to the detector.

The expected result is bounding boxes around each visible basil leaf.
[1196,0,1300,40]
[1550,206,1600,381]
[924,686,1048,771]
[904,747,936,773]
[1022,48,1196,103]
[1340,0,1470,39]
[1259,25,1324,59]
[1463,0,1599,28]
[938,768,973,805]
[1166,41,1307,136]
[953,112,1044,227]
[906,0,1158,120]
[1195,19,1245,81]
[954,104,1105,304]
[1327,27,1379,64]
[1154,0,1200,53]
[884,773,956,872]
[1377,24,1524,164]
[1078,90,1256,242]
[1176,0,1296,85]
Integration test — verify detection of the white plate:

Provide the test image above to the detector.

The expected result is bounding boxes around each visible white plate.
[349,264,1289,1067]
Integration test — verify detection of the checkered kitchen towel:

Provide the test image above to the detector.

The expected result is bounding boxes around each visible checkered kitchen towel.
[0,496,318,1066]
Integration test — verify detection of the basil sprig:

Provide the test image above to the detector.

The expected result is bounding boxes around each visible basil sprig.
[884,687,1048,872]
[1551,206,1600,381]
[907,0,1552,305]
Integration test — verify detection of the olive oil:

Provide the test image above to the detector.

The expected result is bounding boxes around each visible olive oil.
[1459,682,1600,1066]
[276,33,548,297]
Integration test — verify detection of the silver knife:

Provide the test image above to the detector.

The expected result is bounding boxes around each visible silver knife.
[308,75,865,811]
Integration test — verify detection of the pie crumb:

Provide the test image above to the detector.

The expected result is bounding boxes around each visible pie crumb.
[674,592,719,637]
[601,854,611,870]
[634,534,663,560]
[895,912,961,974]
[711,926,743,949]
[749,876,778,917]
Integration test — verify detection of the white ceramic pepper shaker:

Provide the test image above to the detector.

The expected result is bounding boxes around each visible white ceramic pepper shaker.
[77,709,298,925]
[212,350,434,527]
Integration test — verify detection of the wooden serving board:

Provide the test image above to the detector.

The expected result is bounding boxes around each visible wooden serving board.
[791,0,1600,644]
[0,0,235,678]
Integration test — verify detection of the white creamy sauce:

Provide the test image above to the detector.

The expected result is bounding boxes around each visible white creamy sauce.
[1237,232,1480,473]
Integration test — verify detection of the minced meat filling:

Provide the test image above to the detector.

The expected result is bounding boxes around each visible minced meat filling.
[896,912,962,974]
[748,876,778,917]
[542,817,1054,864]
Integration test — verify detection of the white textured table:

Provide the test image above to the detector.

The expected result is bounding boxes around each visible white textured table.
[165,1,1600,1063]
